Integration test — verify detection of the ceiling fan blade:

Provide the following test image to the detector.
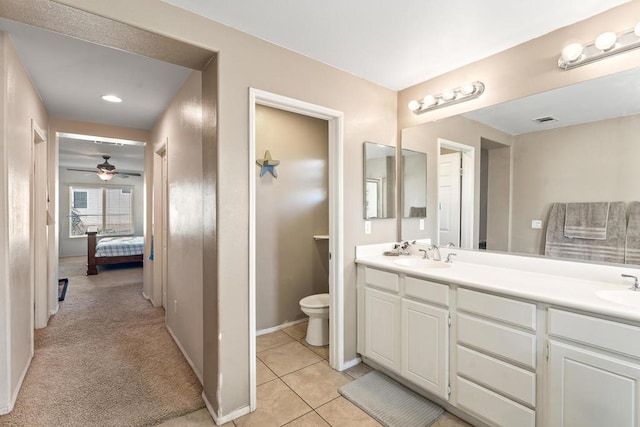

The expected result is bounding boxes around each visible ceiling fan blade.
[121,172,142,176]
[67,168,97,173]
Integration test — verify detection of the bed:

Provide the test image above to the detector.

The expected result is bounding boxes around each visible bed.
[86,231,144,275]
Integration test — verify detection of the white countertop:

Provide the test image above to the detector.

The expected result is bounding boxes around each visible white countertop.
[356,253,640,324]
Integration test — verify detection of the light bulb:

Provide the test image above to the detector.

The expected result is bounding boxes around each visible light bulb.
[459,84,475,96]
[441,90,455,101]
[408,100,420,111]
[422,95,436,106]
[595,32,617,51]
[560,43,583,63]
[635,22,640,37]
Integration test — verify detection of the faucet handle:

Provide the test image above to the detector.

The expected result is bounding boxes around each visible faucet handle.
[622,274,640,291]
[445,253,457,263]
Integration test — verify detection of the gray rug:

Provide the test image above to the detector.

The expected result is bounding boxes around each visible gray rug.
[339,371,444,427]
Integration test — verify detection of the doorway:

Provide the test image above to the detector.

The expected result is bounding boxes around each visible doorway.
[478,138,511,251]
[249,88,344,411]
[437,138,475,249]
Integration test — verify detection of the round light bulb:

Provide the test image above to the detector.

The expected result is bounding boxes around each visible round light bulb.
[595,32,617,51]
[635,22,640,37]
[459,84,475,96]
[441,90,455,101]
[408,100,420,111]
[560,43,583,63]
[422,94,436,106]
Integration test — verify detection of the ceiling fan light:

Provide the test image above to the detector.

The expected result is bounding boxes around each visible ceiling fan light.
[97,171,114,181]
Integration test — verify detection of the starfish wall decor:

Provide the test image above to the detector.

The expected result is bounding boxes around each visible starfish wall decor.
[256,150,280,178]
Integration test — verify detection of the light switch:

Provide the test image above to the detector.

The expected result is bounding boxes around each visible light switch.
[531,220,542,229]
[419,219,425,230]
[365,221,371,234]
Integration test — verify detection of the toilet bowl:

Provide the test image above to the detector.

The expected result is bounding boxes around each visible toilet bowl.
[299,293,330,346]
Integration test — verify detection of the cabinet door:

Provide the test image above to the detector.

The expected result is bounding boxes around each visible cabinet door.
[401,299,449,399]
[548,341,640,427]
[364,287,401,372]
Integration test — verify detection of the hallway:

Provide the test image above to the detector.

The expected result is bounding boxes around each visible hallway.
[0,258,203,426]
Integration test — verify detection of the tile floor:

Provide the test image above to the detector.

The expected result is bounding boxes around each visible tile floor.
[158,322,471,427]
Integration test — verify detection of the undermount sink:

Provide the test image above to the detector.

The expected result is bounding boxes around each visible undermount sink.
[596,289,640,308]
[393,258,452,269]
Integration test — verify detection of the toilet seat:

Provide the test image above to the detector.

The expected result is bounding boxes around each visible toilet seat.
[300,293,330,309]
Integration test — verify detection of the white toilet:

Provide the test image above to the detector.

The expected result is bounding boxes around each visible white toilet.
[299,293,330,346]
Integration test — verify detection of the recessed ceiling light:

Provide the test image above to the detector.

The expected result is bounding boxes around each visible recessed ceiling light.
[101,94,122,103]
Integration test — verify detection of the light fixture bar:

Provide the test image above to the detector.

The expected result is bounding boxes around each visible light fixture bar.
[558,25,640,70]
[408,81,485,115]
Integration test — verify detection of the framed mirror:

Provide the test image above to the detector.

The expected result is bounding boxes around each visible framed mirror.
[400,66,640,265]
[402,148,427,219]
[363,142,396,219]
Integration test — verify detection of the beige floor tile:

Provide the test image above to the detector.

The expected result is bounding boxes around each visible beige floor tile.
[235,379,312,427]
[316,397,382,427]
[344,362,373,379]
[431,412,473,427]
[257,358,277,386]
[257,330,295,353]
[301,340,329,360]
[284,411,330,426]
[282,362,352,408]
[154,408,216,426]
[282,322,308,340]
[258,341,322,376]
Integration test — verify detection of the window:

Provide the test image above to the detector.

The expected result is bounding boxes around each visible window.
[70,186,134,237]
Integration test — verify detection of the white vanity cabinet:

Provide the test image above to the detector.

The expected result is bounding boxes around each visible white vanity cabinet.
[547,309,640,427]
[455,288,537,427]
[360,267,450,398]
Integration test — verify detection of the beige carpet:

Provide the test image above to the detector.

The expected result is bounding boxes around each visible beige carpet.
[0,258,204,427]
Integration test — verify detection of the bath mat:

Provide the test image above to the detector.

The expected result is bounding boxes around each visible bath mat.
[338,370,444,427]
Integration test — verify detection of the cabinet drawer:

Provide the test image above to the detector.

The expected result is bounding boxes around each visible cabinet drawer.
[457,376,535,427]
[458,313,536,369]
[405,276,449,306]
[457,288,536,331]
[457,345,536,407]
[549,308,640,359]
[364,268,399,292]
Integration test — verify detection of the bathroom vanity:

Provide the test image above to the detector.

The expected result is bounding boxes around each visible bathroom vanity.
[356,245,640,427]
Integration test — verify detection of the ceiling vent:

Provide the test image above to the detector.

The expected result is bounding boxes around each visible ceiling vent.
[532,116,558,124]
[94,140,124,146]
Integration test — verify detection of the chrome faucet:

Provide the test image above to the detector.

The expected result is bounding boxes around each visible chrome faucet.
[418,249,428,259]
[445,253,457,263]
[446,242,456,248]
[428,244,442,261]
[622,274,640,291]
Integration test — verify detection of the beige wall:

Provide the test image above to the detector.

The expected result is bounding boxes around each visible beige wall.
[486,146,510,252]
[511,113,640,255]
[255,105,329,330]
[150,69,204,380]
[401,115,512,246]
[58,168,144,257]
[0,32,49,412]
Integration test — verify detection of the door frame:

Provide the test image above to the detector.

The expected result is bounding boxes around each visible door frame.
[152,139,168,308]
[248,88,344,411]
[437,138,475,249]
[31,119,48,331]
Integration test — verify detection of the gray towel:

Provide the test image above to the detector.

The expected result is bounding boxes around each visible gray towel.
[409,206,426,217]
[545,202,625,264]
[564,202,609,240]
[625,202,640,265]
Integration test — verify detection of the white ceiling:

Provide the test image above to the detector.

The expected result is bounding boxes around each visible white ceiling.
[162,0,629,90]
[463,66,640,135]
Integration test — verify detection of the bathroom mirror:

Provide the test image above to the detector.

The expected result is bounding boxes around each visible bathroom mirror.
[402,149,427,218]
[400,65,640,264]
[363,141,396,219]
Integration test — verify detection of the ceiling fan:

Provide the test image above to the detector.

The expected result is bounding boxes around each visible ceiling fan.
[67,155,142,181]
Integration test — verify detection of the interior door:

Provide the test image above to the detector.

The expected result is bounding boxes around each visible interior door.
[439,152,462,246]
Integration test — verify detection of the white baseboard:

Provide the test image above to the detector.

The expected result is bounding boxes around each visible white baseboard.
[341,356,362,371]
[166,325,203,384]
[256,318,307,336]
[203,391,251,426]
[2,352,34,414]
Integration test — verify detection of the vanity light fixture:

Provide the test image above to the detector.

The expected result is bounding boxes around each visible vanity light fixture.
[408,81,485,115]
[101,94,122,103]
[558,23,640,70]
